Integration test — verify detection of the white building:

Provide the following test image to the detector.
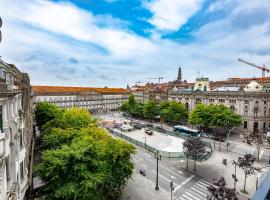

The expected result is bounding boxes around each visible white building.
[32,86,130,114]
[0,59,33,200]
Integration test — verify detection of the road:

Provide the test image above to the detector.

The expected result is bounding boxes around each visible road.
[132,146,212,200]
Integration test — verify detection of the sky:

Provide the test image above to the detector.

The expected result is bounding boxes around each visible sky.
[0,0,270,87]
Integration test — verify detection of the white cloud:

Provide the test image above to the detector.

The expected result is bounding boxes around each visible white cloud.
[0,0,270,87]
[144,0,204,32]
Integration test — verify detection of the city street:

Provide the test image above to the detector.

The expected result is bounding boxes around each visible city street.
[129,146,212,200]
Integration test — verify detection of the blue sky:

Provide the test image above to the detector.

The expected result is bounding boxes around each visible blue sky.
[0,0,270,87]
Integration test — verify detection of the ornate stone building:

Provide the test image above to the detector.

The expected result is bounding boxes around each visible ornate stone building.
[0,58,33,200]
[169,80,270,135]
[32,86,129,113]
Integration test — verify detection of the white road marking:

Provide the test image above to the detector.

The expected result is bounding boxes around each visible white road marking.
[259,150,264,160]
[191,187,207,196]
[171,175,176,179]
[185,191,202,200]
[174,175,195,192]
[151,170,177,183]
[142,156,185,178]
[197,180,210,187]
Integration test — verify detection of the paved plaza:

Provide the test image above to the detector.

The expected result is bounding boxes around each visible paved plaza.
[120,129,185,153]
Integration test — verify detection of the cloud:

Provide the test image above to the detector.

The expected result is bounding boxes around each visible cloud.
[144,0,204,32]
[0,0,270,88]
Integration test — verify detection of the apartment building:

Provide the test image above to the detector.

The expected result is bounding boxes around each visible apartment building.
[0,59,33,200]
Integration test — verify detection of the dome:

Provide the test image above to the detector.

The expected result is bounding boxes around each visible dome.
[244,81,263,92]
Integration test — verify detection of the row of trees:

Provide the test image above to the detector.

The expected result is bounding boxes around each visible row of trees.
[35,102,135,200]
[121,95,242,132]
[120,95,188,124]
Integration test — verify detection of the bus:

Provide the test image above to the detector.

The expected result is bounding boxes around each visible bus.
[173,125,200,137]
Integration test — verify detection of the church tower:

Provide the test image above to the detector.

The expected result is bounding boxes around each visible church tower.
[177,67,182,82]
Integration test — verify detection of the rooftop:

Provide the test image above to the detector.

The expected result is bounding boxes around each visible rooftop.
[32,86,129,95]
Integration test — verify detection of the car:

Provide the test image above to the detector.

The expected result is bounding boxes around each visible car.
[145,129,153,135]
[156,126,166,133]
[133,124,142,129]
[146,123,153,128]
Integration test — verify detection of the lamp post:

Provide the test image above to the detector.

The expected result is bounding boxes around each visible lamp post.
[155,150,161,191]
[170,181,174,200]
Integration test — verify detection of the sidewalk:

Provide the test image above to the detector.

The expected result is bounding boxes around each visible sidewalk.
[119,173,177,200]
[169,148,270,199]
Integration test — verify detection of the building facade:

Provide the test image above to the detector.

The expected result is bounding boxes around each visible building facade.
[168,88,270,135]
[0,59,33,200]
[32,86,129,114]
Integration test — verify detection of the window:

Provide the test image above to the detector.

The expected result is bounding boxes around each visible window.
[263,122,266,130]
[244,100,249,104]
[209,99,215,102]
[229,99,236,104]
[20,161,24,181]
[218,99,225,103]
[254,107,259,118]
[0,105,3,133]
[264,101,267,105]
[243,121,248,129]
[185,98,189,101]
[244,110,248,116]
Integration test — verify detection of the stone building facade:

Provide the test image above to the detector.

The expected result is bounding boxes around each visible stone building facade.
[0,59,33,200]
[168,88,270,135]
[32,86,129,113]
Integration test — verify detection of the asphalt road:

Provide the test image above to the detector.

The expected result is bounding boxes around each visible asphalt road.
[132,147,212,200]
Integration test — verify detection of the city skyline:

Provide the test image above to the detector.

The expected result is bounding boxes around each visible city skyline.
[0,0,270,87]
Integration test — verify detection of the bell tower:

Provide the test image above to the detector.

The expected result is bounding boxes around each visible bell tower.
[177,67,182,82]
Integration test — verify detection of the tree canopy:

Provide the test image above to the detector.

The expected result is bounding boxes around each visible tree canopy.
[160,101,188,124]
[189,104,242,130]
[183,137,207,171]
[35,104,135,200]
[143,100,159,120]
[35,102,63,128]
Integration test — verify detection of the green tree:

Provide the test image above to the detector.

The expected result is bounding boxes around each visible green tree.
[189,104,214,130]
[130,102,144,118]
[143,100,159,120]
[35,106,135,200]
[35,102,62,128]
[160,101,187,125]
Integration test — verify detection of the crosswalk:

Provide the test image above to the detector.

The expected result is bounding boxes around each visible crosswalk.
[178,179,211,200]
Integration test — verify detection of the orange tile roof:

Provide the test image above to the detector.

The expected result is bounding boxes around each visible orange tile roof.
[32,86,129,95]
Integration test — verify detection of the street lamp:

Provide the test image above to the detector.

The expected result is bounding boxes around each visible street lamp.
[170,181,174,200]
[155,150,161,191]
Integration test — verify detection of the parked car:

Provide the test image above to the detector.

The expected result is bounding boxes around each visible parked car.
[145,129,153,135]
[146,123,153,128]
[133,124,142,129]
[156,126,166,133]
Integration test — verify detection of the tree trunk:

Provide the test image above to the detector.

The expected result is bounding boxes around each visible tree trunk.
[186,156,189,169]
[214,140,216,149]
[219,138,221,151]
[243,174,247,192]
[194,160,196,172]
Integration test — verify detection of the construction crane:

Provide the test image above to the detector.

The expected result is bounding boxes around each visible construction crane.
[148,77,164,84]
[238,58,270,77]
